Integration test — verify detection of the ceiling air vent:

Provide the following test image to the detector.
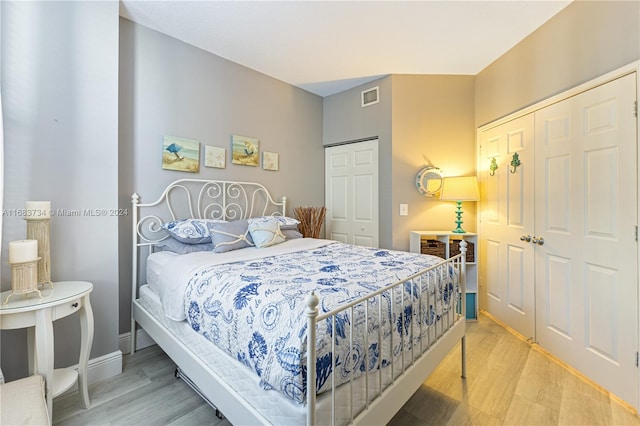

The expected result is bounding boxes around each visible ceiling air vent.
[361,86,379,107]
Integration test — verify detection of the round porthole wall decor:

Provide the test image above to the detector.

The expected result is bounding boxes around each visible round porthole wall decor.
[415,166,444,197]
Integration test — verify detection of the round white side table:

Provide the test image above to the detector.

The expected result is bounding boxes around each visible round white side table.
[0,281,94,423]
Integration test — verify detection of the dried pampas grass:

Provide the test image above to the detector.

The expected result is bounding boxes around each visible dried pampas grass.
[294,206,326,238]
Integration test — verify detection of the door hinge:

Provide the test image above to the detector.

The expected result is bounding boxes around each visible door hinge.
[636,225,638,242]
[634,101,638,117]
[636,351,639,367]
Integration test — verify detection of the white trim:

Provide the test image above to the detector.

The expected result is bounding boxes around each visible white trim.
[636,61,640,415]
[118,329,156,354]
[86,351,123,385]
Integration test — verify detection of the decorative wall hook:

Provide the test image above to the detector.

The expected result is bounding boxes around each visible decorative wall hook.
[489,157,498,176]
[510,152,521,174]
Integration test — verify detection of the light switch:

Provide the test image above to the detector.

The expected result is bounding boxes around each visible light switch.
[400,204,408,216]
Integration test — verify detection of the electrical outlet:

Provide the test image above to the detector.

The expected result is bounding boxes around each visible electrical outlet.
[399,204,408,216]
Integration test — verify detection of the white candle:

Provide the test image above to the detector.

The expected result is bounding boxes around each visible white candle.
[25,201,51,219]
[9,240,38,263]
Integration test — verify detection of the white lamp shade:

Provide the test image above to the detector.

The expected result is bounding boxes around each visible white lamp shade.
[440,176,479,201]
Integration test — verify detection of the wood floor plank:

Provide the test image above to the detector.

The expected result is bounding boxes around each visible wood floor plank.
[514,350,565,413]
[503,394,560,426]
[394,385,460,424]
[52,315,640,425]
[445,402,502,426]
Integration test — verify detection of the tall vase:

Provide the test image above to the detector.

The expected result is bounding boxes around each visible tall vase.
[25,218,53,287]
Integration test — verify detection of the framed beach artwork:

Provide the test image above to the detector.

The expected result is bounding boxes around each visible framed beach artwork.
[204,145,226,168]
[231,134,259,166]
[162,135,200,173]
[262,151,279,171]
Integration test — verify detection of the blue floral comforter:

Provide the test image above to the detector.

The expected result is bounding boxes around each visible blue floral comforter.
[183,240,457,403]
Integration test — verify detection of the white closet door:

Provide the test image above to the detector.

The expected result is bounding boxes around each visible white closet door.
[325,140,379,247]
[534,73,638,407]
[479,114,536,339]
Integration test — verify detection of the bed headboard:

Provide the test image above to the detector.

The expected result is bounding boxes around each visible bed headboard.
[130,179,287,352]
[132,179,287,246]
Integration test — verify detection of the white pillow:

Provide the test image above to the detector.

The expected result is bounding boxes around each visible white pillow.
[248,217,286,248]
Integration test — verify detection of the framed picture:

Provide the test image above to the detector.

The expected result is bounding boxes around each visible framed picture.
[231,134,259,166]
[204,145,226,168]
[162,135,200,173]
[262,151,279,171]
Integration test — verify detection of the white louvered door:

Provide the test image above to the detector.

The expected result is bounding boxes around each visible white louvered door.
[534,73,638,407]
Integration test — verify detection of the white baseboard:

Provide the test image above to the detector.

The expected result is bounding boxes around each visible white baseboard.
[56,331,157,393]
[59,350,122,396]
[62,330,157,391]
[86,350,123,385]
[118,328,156,354]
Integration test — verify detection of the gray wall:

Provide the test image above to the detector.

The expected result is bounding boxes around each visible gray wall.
[118,18,324,334]
[322,75,476,251]
[323,76,394,248]
[1,1,119,380]
[476,0,640,126]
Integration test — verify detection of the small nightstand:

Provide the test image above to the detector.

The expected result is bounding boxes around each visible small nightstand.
[0,281,94,423]
[409,231,478,320]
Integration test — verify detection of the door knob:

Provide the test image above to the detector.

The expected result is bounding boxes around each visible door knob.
[520,235,531,242]
[532,236,545,246]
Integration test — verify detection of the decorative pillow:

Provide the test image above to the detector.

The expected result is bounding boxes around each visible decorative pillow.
[207,219,254,253]
[253,215,300,230]
[162,219,227,244]
[282,229,303,240]
[248,217,286,248]
[155,237,213,255]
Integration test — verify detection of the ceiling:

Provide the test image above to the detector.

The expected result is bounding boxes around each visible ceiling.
[119,0,572,97]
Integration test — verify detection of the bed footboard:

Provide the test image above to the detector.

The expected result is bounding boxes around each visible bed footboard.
[305,242,467,425]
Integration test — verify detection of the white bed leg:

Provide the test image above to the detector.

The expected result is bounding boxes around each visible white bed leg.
[461,335,467,379]
[305,291,319,426]
[460,240,467,379]
[131,192,140,355]
[130,318,136,355]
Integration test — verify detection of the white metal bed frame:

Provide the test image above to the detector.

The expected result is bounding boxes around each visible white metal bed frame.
[130,179,467,425]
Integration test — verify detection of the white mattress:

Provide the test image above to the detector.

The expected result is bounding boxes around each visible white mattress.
[145,250,175,291]
[137,285,428,424]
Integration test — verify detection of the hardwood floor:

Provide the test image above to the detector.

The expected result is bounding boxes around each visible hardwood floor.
[53,315,640,425]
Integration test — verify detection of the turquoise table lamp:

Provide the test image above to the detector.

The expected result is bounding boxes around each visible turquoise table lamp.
[440,176,479,233]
